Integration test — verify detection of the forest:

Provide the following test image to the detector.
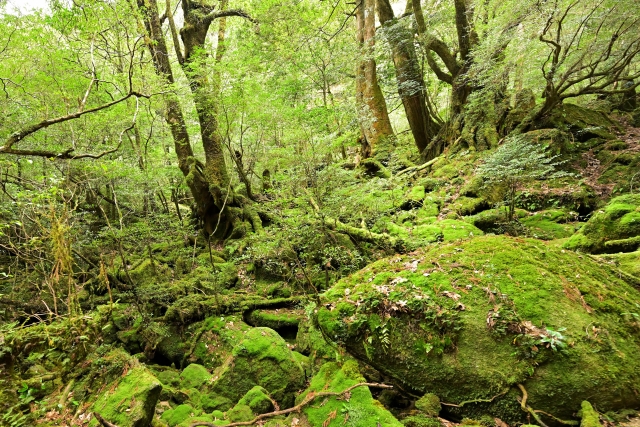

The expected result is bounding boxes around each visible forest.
[0,0,639,426]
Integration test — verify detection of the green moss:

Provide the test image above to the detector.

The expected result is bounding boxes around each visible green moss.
[200,393,234,412]
[415,394,441,417]
[227,404,255,422]
[317,235,640,422]
[296,314,336,367]
[245,309,303,330]
[161,404,199,427]
[450,197,489,216]
[297,360,402,427]
[522,210,577,240]
[580,401,601,427]
[157,369,180,387]
[565,194,640,253]
[187,315,251,369]
[437,219,483,241]
[402,415,444,427]
[237,385,274,414]
[180,363,211,389]
[209,327,305,408]
[547,103,617,141]
[90,367,162,427]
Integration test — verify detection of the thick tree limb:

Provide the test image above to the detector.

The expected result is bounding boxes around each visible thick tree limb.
[190,383,393,427]
[0,91,146,154]
[204,9,256,26]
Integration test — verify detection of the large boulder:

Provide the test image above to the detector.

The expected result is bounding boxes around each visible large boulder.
[565,194,640,253]
[90,366,162,427]
[317,236,640,423]
[209,327,305,408]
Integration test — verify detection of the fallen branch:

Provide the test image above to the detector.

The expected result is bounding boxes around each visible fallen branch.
[190,382,393,427]
[396,156,441,177]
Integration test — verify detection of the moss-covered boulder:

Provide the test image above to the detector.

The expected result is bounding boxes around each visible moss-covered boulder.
[160,404,200,427]
[317,236,640,422]
[180,363,211,389]
[297,360,403,427]
[565,194,640,253]
[186,315,250,369]
[209,327,305,408]
[542,103,618,141]
[90,366,162,427]
[237,385,275,414]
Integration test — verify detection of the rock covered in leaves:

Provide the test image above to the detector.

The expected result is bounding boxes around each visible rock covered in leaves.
[316,235,640,422]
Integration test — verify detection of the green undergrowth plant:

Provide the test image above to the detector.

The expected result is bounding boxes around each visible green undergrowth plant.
[478,134,571,222]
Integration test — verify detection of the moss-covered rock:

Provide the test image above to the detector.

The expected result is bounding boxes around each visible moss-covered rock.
[565,194,640,253]
[90,366,162,427]
[543,103,618,141]
[245,308,303,330]
[160,404,200,427]
[297,360,403,427]
[237,385,274,414]
[209,327,305,408]
[185,315,250,369]
[180,363,211,389]
[415,393,441,417]
[316,236,640,423]
[580,401,602,427]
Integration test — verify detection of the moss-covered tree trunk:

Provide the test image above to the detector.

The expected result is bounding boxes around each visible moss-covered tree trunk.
[355,0,395,162]
[137,0,220,234]
[138,0,258,239]
[376,0,440,155]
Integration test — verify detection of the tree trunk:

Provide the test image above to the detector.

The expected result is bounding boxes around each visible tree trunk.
[355,0,395,162]
[137,0,219,234]
[377,0,440,155]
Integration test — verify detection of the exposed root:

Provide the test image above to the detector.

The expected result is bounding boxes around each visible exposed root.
[190,382,393,427]
[440,388,509,408]
[517,383,579,427]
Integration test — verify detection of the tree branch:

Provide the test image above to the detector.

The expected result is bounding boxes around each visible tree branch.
[0,91,147,154]
[203,9,256,26]
[190,382,393,427]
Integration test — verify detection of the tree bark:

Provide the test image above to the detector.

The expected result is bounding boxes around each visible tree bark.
[355,0,395,162]
[377,0,439,155]
[137,0,219,234]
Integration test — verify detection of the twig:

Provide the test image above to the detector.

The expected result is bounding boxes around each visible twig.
[190,382,393,427]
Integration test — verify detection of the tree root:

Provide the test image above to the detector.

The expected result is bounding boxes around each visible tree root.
[441,388,509,408]
[190,382,393,427]
[516,384,578,426]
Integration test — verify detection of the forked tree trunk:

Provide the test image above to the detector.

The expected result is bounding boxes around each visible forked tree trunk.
[137,0,220,234]
[355,0,395,162]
